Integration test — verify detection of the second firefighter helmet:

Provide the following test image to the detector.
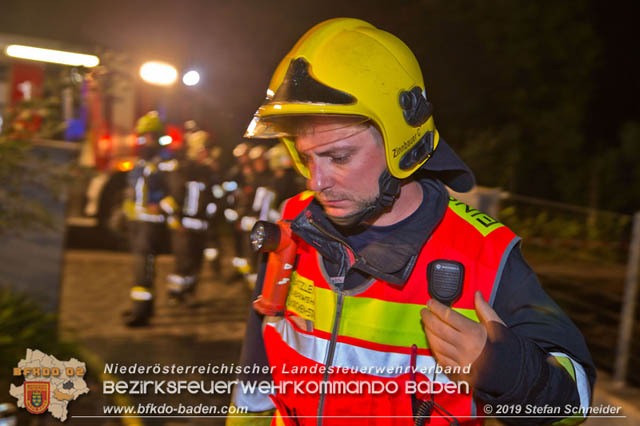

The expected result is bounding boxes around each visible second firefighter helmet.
[185,129,210,161]
[136,110,164,136]
[266,143,293,171]
[135,111,164,159]
[233,142,250,158]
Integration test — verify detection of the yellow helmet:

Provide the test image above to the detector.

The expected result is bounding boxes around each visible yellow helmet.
[244,18,438,180]
[135,111,164,135]
[185,130,209,160]
[248,145,267,161]
[266,143,293,170]
[232,142,250,158]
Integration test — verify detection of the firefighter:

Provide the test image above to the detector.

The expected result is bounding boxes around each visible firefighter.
[160,123,217,302]
[265,143,305,211]
[226,143,255,283]
[228,18,595,424]
[122,111,167,327]
[204,145,224,274]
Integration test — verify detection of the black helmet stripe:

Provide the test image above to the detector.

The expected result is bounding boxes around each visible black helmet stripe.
[273,58,356,105]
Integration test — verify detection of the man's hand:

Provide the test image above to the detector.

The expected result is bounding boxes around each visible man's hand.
[420,291,506,382]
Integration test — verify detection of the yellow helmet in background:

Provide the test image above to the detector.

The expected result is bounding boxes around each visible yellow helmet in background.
[136,111,164,135]
[185,130,209,160]
[248,145,267,161]
[266,143,293,171]
[233,142,250,158]
[244,18,438,180]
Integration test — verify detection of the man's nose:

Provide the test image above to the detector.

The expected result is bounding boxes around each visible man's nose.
[307,160,332,193]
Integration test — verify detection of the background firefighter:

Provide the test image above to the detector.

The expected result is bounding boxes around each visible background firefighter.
[122,111,168,327]
[161,122,218,303]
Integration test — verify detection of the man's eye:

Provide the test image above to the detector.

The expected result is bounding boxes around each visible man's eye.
[332,155,350,164]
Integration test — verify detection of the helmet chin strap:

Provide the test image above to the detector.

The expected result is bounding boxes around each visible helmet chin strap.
[327,170,402,227]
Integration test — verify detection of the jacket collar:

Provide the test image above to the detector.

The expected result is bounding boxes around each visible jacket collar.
[290,178,449,286]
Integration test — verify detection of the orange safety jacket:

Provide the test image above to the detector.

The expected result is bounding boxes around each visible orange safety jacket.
[261,192,521,426]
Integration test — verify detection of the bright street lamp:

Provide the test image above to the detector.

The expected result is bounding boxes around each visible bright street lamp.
[139,61,178,86]
[5,45,99,67]
[182,70,200,86]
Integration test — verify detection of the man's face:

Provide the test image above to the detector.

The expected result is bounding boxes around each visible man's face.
[294,118,386,221]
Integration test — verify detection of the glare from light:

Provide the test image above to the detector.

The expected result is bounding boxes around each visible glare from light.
[159,135,173,146]
[5,45,99,67]
[182,70,200,86]
[224,208,239,222]
[139,61,178,86]
[117,161,134,172]
[222,181,238,192]
[212,185,224,199]
[245,117,258,137]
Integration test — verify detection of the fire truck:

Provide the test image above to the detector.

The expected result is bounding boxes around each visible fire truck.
[0,33,180,247]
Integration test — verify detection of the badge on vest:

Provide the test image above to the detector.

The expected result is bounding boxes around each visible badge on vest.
[285,272,315,323]
[427,259,464,306]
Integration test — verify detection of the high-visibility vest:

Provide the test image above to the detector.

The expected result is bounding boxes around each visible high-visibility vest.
[263,191,520,426]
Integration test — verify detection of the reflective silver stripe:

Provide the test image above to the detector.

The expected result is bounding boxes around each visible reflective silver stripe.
[160,199,175,214]
[231,382,275,412]
[167,274,195,286]
[182,217,208,230]
[130,289,152,301]
[212,185,225,199]
[266,318,451,382]
[158,159,178,171]
[137,212,165,223]
[204,248,219,260]
[224,208,239,222]
[240,216,257,231]
[134,177,145,207]
[222,180,238,192]
[167,274,195,291]
[184,181,205,216]
[550,352,591,417]
[489,235,521,307]
[253,187,268,212]
[232,257,248,268]
[206,203,217,216]
[168,274,184,284]
[268,209,280,222]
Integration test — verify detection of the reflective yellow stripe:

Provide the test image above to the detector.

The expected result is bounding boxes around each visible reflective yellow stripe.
[314,286,338,333]
[313,286,478,348]
[550,352,590,424]
[160,196,178,214]
[554,355,576,381]
[448,197,504,237]
[551,413,585,426]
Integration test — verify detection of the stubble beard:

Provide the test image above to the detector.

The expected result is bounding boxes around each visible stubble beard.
[321,190,379,227]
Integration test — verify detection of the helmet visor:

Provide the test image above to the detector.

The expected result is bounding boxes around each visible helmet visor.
[245,113,369,142]
[251,115,373,180]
